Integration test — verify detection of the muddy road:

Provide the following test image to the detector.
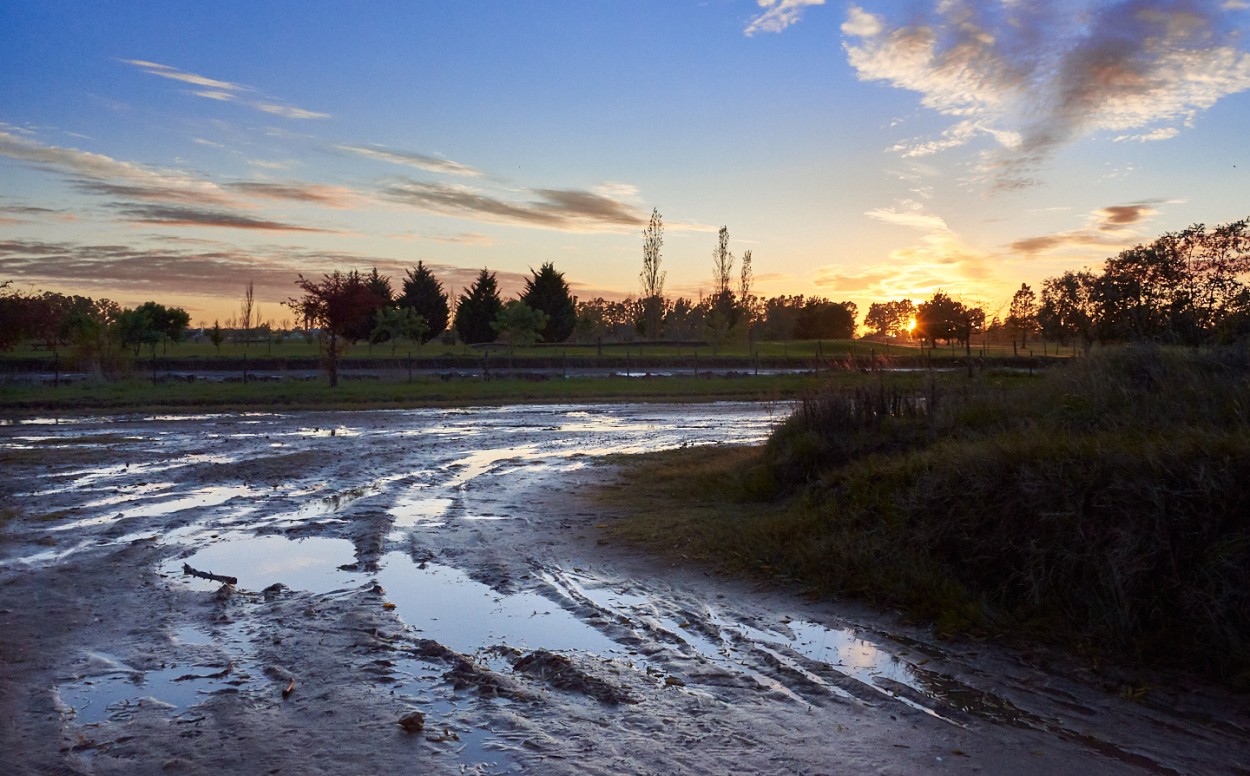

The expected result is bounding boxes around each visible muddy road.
[1,403,1247,775]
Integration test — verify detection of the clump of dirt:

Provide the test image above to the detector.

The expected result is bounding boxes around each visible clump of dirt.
[512,649,639,705]
[412,639,530,700]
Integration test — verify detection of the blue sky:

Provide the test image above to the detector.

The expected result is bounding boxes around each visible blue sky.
[2,0,1248,326]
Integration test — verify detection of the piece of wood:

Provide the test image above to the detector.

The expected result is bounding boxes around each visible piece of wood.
[182,562,238,586]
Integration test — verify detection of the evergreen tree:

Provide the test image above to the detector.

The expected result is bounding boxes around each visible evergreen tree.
[453,269,503,344]
[519,262,576,343]
[398,261,450,343]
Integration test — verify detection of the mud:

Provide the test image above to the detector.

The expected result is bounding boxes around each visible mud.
[1,403,1248,775]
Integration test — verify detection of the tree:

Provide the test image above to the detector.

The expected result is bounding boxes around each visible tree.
[916,292,983,353]
[708,227,738,341]
[639,208,666,340]
[738,250,755,331]
[0,283,22,352]
[339,269,393,343]
[520,262,577,343]
[239,281,255,348]
[114,302,187,357]
[1038,270,1097,353]
[491,300,549,353]
[398,261,450,343]
[210,320,224,355]
[794,298,857,340]
[453,269,504,345]
[286,271,382,387]
[371,306,428,354]
[864,299,916,338]
[1007,283,1038,348]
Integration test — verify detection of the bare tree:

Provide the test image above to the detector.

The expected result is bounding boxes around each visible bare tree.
[239,281,255,349]
[639,208,666,340]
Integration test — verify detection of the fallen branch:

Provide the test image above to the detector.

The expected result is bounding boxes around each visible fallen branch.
[182,562,238,586]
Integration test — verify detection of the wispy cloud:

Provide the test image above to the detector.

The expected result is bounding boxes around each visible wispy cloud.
[121,59,330,120]
[336,144,483,177]
[226,182,362,209]
[818,198,996,303]
[121,59,247,92]
[114,203,333,233]
[842,1,1250,188]
[0,238,533,309]
[0,130,236,207]
[745,0,825,36]
[1010,201,1163,256]
[380,179,646,232]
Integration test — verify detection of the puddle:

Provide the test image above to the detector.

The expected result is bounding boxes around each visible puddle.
[167,535,363,593]
[60,663,244,725]
[377,552,623,661]
[49,485,261,532]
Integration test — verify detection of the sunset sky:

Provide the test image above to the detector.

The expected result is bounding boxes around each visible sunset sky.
[2,1,1248,327]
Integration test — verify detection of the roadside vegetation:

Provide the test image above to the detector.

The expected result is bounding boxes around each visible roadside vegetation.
[602,346,1250,682]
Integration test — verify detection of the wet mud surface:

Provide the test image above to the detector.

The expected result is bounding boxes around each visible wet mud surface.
[1,403,1248,775]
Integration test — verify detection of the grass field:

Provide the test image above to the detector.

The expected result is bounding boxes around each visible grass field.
[599,345,1250,682]
[0,372,845,414]
[0,334,1073,363]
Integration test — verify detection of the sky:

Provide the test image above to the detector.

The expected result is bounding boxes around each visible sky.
[2,0,1249,327]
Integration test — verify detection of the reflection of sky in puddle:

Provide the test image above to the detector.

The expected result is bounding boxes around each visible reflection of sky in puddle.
[49,486,260,532]
[549,567,958,719]
[390,495,453,527]
[377,552,621,659]
[168,535,362,593]
[60,664,243,725]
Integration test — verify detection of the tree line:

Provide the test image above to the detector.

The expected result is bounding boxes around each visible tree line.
[860,218,1250,355]
[5,213,1245,381]
[0,285,190,372]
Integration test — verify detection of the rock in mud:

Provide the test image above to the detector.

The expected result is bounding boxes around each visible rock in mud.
[512,649,639,705]
[398,711,425,733]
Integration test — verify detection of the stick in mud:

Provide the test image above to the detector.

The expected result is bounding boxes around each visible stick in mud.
[182,562,238,586]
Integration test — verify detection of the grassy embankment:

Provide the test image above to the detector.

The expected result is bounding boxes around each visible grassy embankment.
[601,346,1250,682]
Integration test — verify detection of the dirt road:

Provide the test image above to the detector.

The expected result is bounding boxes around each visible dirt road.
[2,404,1247,774]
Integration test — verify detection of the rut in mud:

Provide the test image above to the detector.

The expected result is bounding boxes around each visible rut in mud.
[1,403,1248,775]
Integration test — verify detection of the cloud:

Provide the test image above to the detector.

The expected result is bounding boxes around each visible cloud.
[0,130,236,207]
[121,59,330,120]
[0,238,527,306]
[115,204,332,233]
[745,0,825,36]
[226,182,361,209]
[843,1,1250,187]
[380,179,646,232]
[254,103,332,120]
[1010,201,1162,256]
[865,203,949,231]
[336,144,483,177]
[121,59,248,92]
[1114,127,1181,142]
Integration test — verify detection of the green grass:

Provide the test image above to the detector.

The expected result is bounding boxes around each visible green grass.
[0,373,841,414]
[1,335,1054,362]
[602,345,1250,681]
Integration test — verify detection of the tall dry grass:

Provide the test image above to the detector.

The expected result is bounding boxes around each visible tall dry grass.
[614,345,1250,679]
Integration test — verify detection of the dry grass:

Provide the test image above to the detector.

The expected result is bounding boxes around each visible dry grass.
[603,346,1250,681]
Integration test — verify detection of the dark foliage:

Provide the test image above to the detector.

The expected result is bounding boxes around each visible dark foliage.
[398,261,450,343]
[453,269,503,345]
[520,262,577,343]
